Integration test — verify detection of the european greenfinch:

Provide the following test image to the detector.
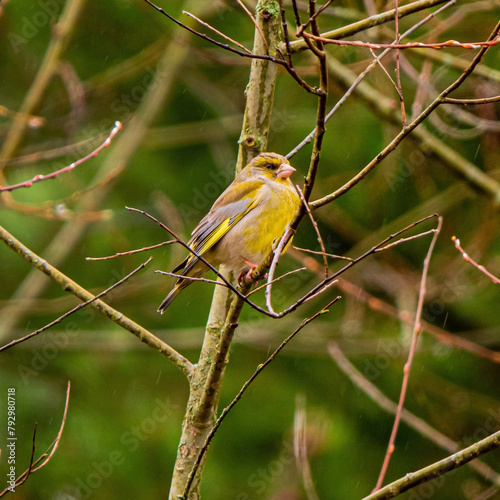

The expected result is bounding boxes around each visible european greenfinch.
[158,152,301,313]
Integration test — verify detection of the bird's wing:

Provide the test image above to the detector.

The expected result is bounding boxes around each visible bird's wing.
[174,179,264,275]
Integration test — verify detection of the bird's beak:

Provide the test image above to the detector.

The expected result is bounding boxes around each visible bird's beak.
[276,163,296,179]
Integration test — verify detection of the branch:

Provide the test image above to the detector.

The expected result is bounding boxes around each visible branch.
[289,0,450,53]
[0,382,71,497]
[0,225,193,379]
[452,236,500,284]
[374,216,442,490]
[0,258,153,352]
[0,122,122,192]
[328,343,500,485]
[302,33,500,50]
[442,95,500,105]
[311,20,500,209]
[86,240,176,261]
[181,296,341,499]
[363,429,500,499]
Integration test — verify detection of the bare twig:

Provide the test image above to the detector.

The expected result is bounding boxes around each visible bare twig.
[311,21,500,208]
[234,0,268,52]
[86,240,176,261]
[374,216,443,491]
[0,122,122,193]
[443,95,500,105]
[0,225,193,378]
[296,185,329,278]
[0,258,153,352]
[181,296,342,500]
[287,0,457,159]
[294,393,320,500]
[364,429,500,499]
[452,236,500,284]
[302,33,500,50]
[0,382,71,497]
[328,343,500,485]
[183,10,253,54]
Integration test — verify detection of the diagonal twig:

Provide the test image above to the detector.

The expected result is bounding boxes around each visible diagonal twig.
[373,216,443,491]
[0,258,153,352]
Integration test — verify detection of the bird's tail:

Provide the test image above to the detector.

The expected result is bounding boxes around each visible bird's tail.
[157,281,188,314]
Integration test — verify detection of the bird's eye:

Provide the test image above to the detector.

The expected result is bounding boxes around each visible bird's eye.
[265,163,273,169]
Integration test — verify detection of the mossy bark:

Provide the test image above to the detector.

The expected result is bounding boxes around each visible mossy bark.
[169,1,284,498]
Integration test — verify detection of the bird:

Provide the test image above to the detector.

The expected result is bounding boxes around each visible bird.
[158,152,301,313]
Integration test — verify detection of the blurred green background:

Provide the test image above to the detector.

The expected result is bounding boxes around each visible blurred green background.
[1,0,500,498]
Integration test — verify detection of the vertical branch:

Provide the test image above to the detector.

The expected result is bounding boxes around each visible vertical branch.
[237,1,284,171]
[170,2,284,498]
[373,217,443,491]
[302,1,328,202]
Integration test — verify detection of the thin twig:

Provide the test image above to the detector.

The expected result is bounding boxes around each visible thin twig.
[181,296,342,500]
[374,216,443,491]
[311,21,500,209]
[328,343,500,485]
[234,0,268,52]
[155,270,230,288]
[393,0,407,127]
[0,122,122,192]
[289,0,457,53]
[32,381,71,472]
[265,226,293,314]
[375,229,438,252]
[369,48,407,126]
[443,95,500,105]
[0,225,194,378]
[296,0,334,36]
[183,10,253,54]
[364,429,500,500]
[302,33,500,50]
[294,393,320,500]
[0,382,71,497]
[86,240,175,261]
[293,246,354,262]
[296,185,329,278]
[452,236,500,284]
[0,258,153,352]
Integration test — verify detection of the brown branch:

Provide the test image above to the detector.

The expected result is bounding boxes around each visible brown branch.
[181,296,342,499]
[452,236,500,284]
[363,429,500,499]
[0,225,193,379]
[328,343,500,486]
[0,258,153,352]
[374,216,443,491]
[86,240,176,261]
[0,382,71,497]
[0,122,122,193]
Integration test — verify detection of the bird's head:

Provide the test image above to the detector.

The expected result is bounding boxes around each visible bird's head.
[247,153,296,182]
